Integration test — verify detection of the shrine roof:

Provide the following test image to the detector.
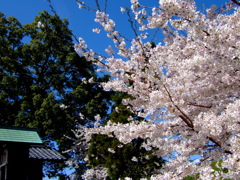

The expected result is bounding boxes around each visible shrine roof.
[29,145,66,160]
[0,127,42,144]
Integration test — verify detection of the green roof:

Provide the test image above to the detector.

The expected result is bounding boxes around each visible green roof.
[0,127,42,144]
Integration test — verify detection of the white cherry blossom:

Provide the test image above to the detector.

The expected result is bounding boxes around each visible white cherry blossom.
[74,0,240,179]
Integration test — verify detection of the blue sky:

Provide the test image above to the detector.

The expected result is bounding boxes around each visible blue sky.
[1,0,230,56]
[0,0,232,179]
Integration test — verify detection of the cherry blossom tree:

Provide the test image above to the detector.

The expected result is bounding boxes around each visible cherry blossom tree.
[73,0,240,179]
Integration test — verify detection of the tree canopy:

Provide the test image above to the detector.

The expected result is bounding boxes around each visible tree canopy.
[0,10,111,178]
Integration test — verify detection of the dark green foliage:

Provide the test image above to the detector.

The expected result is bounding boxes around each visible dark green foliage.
[108,92,139,124]
[183,173,200,180]
[0,11,111,178]
[88,92,164,180]
[89,134,164,180]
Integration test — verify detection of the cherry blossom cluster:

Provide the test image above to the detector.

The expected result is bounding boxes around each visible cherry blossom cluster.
[81,165,108,180]
[74,0,240,179]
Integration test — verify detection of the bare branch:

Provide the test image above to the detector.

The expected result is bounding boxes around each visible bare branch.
[207,136,232,154]
[186,102,212,108]
[104,0,108,13]
[95,0,101,11]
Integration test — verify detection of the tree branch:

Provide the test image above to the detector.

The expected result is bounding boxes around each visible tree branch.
[231,0,240,6]
[159,79,233,154]
[207,136,232,154]
[161,82,194,128]
[186,102,212,108]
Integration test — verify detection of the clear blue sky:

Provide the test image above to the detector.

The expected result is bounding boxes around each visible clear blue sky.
[1,0,230,56]
[0,0,231,179]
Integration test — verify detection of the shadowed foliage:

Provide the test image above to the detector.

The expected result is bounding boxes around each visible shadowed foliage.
[0,11,111,178]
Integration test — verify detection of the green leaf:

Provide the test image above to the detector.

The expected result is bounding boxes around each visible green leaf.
[211,161,221,172]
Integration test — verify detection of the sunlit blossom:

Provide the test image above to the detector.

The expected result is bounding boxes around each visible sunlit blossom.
[73,0,240,179]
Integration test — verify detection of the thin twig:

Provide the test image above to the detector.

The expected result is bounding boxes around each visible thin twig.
[104,0,108,13]
[207,137,232,154]
[47,0,57,15]
[95,0,101,11]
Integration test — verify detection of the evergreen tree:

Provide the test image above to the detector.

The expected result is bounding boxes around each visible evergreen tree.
[0,11,111,178]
